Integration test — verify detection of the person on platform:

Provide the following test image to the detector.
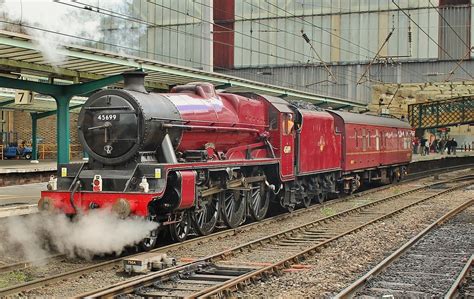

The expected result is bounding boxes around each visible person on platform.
[424,139,430,155]
[413,138,419,154]
[451,138,458,155]
[439,138,447,154]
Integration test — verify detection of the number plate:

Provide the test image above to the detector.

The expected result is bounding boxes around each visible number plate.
[96,114,120,121]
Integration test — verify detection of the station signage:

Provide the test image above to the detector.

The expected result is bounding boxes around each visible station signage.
[15,90,34,105]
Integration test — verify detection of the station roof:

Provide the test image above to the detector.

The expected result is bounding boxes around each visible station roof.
[0,30,365,110]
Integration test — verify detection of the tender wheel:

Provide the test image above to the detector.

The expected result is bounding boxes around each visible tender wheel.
[314,177,326,204]
[191,194,219,236]
[169,213,190,242]
[301,195,311,208]
[221,190,246,228]
[248,183,270,221]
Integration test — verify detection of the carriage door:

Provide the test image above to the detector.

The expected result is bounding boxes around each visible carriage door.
[280,112,295,179]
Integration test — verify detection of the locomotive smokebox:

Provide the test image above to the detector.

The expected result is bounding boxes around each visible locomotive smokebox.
[123,70,147,93]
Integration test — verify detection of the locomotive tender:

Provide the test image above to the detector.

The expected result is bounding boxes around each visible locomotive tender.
[39,71,413,249]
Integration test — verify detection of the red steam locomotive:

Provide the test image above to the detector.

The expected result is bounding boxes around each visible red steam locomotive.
[39,71,413,249]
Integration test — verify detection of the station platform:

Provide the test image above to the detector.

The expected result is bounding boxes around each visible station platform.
[0,159,82,187]
[0,160,58,174]
[411,151,474,162]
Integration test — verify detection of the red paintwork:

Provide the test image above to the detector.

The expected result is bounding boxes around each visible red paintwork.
[166,88,267,157]
[43,85,414,220]
[40,191,156,216]
[331,115,412,172]
[297,110,342,174]
[213,0,234,68]
[280,116,295,180]
[177,171,196,209]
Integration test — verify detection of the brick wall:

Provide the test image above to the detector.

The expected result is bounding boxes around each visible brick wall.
[12,111,83,159]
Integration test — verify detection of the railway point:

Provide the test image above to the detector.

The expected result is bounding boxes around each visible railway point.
[0,1,473,297]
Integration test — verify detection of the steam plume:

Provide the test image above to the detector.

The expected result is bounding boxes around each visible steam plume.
[3,210,158,260]
[0,0,146,64]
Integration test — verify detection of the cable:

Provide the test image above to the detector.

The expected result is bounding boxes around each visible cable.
[56,1,368,91]
[428,0,470,49]
[392,0,473,80]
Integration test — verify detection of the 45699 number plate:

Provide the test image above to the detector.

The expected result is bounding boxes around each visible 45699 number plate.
[97,114,120,121]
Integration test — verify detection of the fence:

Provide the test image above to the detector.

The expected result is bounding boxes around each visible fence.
[0,143,83,160]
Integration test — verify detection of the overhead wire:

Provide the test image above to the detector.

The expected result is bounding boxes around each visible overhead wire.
[391,0,473,80]
[245,0,429,84]
[58,0,368,93]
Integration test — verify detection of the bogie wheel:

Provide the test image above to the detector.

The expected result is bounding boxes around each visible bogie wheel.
[191,194,219,236]
[313,177,326,204]
[169,213,190,242]
[221,190,246,228]
[248,183,270,221]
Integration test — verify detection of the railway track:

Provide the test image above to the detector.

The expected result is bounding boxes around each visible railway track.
[446,255,474,299]
[78,175,473,298]
[336,201,473,298]
[0,169,470,296]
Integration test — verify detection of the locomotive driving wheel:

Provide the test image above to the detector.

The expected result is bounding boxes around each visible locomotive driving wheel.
[169,212,190,242]
[139,229,158,251]
[191,193,219,236]
[220,190,246,228]
[248,182,270,221]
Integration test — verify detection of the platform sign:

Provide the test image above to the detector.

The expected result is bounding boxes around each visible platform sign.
[15,90,34,105]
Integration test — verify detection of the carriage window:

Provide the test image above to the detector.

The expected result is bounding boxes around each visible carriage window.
[362,128,367,151]
[355,129,358,148]
[282,113,294,135]
[375,129,380,150]
[367,130,371,148]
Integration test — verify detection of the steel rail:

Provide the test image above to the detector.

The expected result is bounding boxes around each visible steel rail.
[197,184,474,298]
[335,199,474,299]
[445,255,473,299]
[81,176,473,298]
[0,169,470,296]
[0,254,65,274]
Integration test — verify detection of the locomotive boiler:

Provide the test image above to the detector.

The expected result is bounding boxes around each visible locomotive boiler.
[39,71,413,250]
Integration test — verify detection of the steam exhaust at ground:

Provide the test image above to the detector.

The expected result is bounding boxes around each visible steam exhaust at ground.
[2,210,158,260]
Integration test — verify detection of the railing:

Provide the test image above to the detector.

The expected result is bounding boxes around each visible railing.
[0,143,83,160]
[37,143,83,160]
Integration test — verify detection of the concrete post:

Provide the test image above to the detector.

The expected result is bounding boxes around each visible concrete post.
[30,113,38,162]
[201,0,213,72]
[55,96,71,164]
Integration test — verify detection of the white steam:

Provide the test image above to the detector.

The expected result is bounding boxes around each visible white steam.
[4,210,158,260]
[0,0,146,64]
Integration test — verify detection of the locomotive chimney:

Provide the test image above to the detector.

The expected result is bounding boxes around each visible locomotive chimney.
[123,70,147,93]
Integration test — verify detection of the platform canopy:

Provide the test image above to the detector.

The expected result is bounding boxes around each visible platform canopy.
[0,30,364,109]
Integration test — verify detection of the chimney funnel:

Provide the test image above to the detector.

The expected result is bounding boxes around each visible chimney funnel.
[123,70,147,93]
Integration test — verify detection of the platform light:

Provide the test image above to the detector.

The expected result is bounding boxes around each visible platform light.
[46,175,57,191]
[92,175,102,192]
[138,176,149,193]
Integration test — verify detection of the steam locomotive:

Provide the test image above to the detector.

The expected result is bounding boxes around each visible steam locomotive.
[39,71,413,249]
